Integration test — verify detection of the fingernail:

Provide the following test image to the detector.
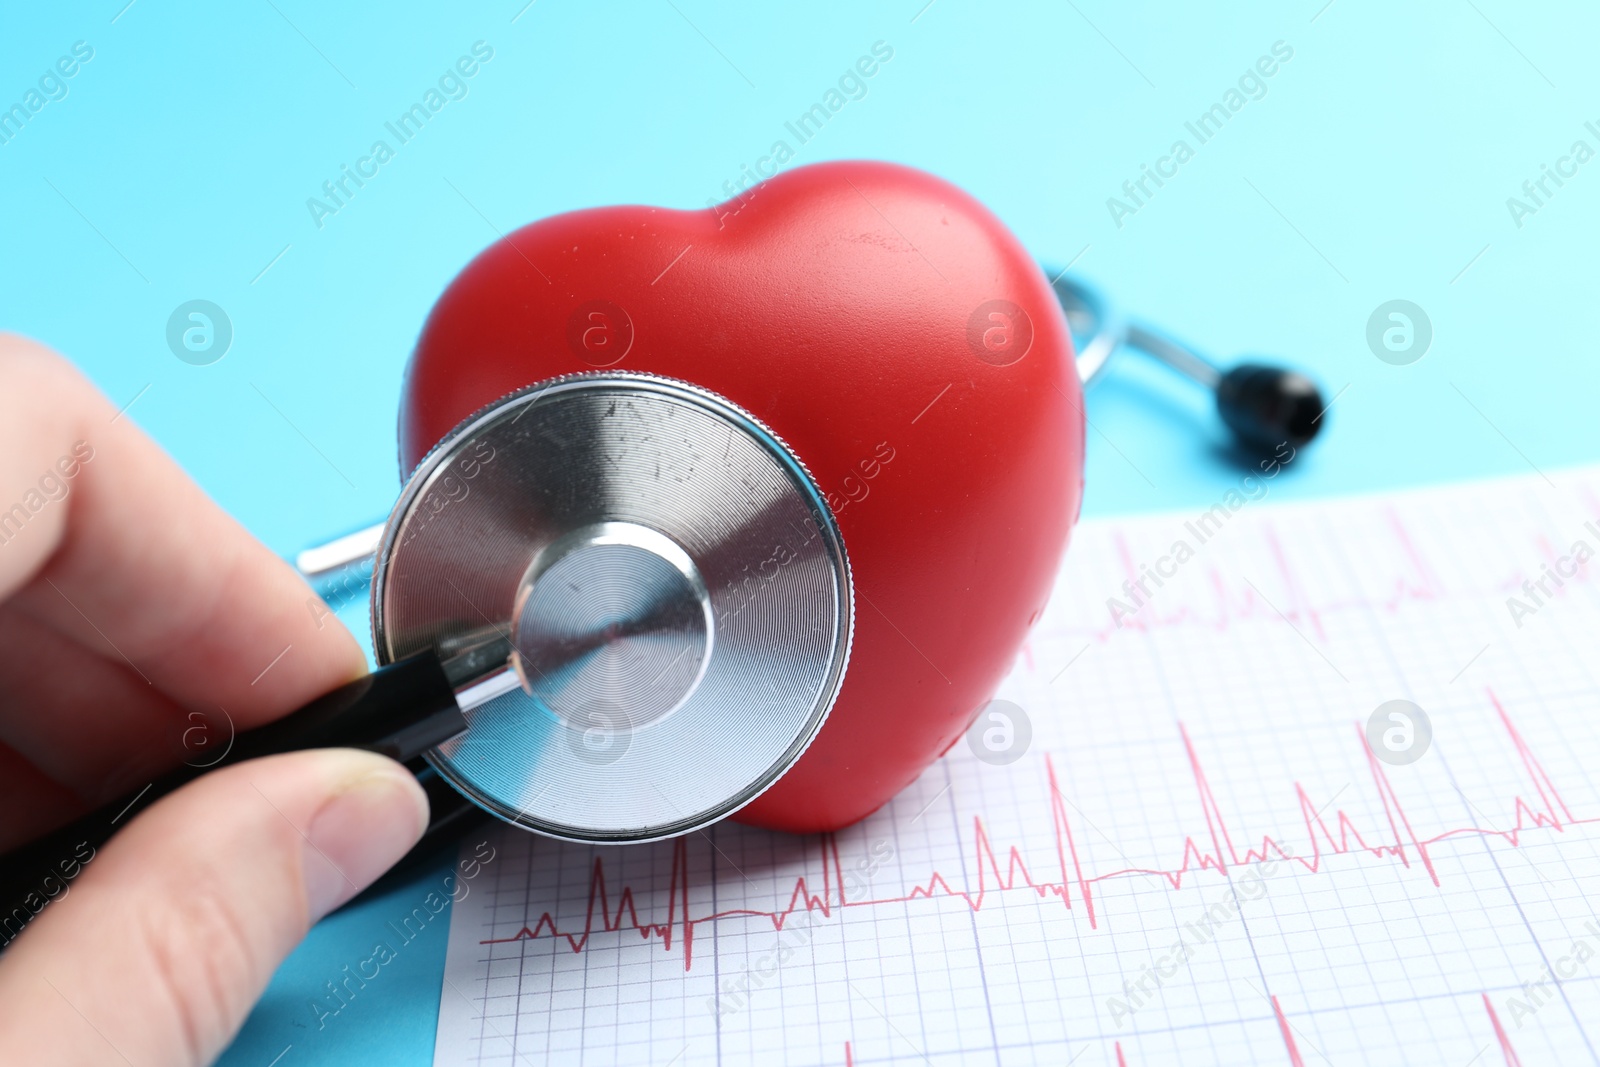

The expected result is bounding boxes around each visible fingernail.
[302,764,429,921]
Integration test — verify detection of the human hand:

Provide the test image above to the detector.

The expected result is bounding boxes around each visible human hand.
[0,338,429,1065]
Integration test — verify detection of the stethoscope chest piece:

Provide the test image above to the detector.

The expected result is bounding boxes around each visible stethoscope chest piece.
[372,373,853,843]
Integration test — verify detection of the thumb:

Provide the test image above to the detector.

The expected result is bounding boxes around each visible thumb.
[0,749,428,1067]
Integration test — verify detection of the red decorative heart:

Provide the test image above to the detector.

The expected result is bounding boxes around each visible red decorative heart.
[400,160,1083,834]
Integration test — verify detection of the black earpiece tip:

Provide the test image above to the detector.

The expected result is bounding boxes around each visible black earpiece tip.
[1215,362,1325,453]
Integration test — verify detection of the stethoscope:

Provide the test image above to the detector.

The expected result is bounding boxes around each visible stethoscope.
[295,272,1326,594]
[0,274,1326,917]
[1049,273,1325,454]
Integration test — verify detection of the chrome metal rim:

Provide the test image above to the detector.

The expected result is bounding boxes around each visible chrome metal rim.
[371,372,852,843]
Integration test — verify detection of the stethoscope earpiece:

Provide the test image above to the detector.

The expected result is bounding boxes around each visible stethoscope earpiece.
[1051,273,1327,457]
[1214,362,1324,453]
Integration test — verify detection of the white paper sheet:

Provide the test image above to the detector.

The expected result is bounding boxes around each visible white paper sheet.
[433,466,1600,1065]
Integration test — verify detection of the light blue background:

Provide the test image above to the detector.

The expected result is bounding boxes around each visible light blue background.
[4,1,1596,1062]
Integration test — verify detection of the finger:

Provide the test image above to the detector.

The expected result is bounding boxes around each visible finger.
[0,740,80,851]
[0,605,198,848]
[0,606,184,808]
[0,337,365,790]
[0,748,428,1067]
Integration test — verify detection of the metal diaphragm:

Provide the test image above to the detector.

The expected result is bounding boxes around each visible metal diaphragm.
[371,373,852,843]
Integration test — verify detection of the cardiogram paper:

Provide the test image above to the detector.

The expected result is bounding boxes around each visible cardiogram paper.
[432,466,1600,1065]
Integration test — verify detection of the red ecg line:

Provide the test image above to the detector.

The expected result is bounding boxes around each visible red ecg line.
[1085,509,1595,647]
[1482,993,1525,1067]
[482,691,1589,970]
[1272,996,1306,1067]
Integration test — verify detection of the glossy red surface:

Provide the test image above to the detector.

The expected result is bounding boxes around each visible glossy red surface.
[400,160,1084,834]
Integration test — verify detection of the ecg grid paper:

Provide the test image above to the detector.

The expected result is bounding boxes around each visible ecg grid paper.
[431,466,1600,1066]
